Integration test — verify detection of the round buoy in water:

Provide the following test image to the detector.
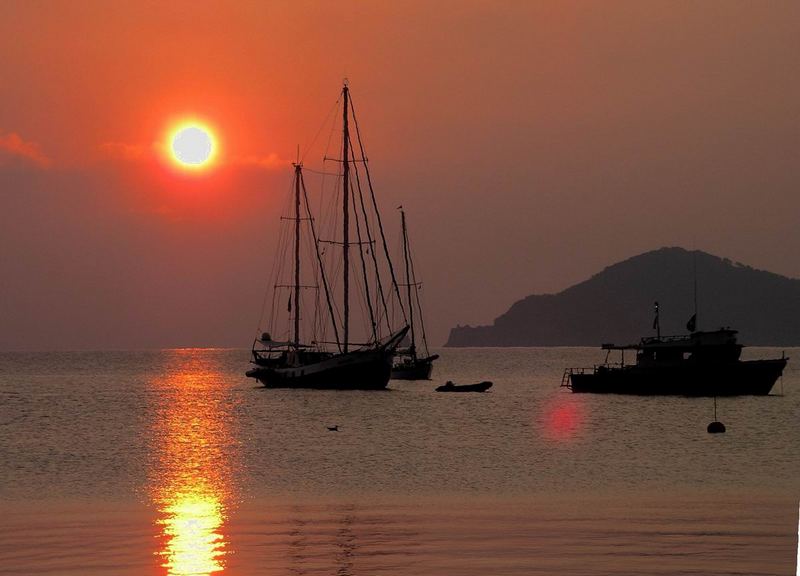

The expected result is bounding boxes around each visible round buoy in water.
[707,421,726,434]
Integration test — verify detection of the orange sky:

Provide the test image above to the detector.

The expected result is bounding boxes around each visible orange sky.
[1,1,799,349]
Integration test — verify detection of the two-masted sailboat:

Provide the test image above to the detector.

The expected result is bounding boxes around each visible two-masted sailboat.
[391,208,439,380]
[245,83,409,389]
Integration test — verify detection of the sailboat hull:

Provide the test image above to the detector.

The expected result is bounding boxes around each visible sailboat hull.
[247,347,394,390]
[391,356,437,380]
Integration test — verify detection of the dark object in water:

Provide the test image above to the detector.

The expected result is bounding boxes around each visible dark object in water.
[327,425,339,432]
[435,380,493,393]
[563,327,788,396]
[706,397,726,434]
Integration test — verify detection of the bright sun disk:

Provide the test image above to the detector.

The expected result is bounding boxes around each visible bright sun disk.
[169,123,216,169]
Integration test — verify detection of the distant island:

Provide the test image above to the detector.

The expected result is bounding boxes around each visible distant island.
[446,247,800,347]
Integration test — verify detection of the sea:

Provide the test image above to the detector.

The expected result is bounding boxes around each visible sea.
[0,347,797,575]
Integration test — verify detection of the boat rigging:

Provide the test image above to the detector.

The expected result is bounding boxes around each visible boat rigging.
[246,83,409,389]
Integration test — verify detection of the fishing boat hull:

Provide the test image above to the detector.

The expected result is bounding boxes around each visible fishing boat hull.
[247,347,395,390]
[391,355,439,380]
[569,358,787,396]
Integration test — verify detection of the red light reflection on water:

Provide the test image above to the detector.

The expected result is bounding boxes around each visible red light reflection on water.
[540,396,586,442]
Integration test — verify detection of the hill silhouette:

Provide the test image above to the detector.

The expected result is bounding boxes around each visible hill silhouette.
[446,247,800,347]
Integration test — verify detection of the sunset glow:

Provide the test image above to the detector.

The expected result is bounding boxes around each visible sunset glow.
[168,122,217,170]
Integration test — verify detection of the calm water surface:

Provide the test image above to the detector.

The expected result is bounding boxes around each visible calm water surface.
[0,347,797,574]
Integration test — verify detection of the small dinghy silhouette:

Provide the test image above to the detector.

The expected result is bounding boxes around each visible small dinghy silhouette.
[435,380,493,393]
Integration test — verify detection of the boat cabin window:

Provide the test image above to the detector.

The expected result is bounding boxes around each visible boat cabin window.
[638,349,683,363]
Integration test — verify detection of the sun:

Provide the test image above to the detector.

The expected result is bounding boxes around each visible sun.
[167,121,217,170]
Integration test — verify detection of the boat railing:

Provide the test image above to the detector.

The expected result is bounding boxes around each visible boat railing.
[640,334,693,345]
[561,362,629,388]
[561,367,590,388]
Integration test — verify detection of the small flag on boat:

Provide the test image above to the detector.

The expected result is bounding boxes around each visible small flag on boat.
[686,313,696,332]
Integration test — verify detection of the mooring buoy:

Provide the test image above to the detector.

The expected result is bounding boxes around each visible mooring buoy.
[707,396,725,433]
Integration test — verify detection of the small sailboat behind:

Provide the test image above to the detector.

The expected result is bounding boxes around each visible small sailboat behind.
[246,83,409,390]
[391,208,439,380]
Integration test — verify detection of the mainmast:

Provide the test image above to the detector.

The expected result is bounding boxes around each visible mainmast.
[401,208,416,352]
[292,162,302,348]
[342,83,351,352]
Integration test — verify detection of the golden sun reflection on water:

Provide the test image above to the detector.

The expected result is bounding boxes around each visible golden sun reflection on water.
[149,351,236,575]
[157,493,226,575]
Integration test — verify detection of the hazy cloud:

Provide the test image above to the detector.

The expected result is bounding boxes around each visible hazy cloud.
[233,153,285,170]
[101,140,285,171]
[0,132,51,167]
[99,141,150,161]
